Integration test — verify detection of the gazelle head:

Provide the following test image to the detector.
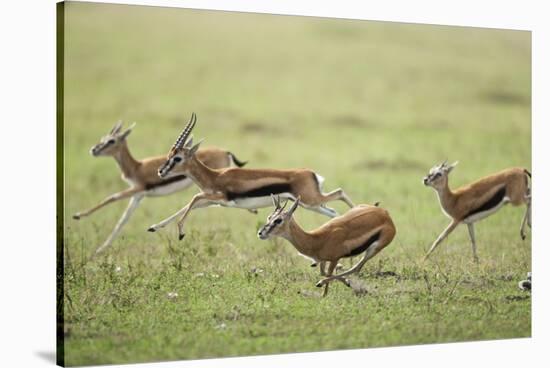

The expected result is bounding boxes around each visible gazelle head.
[258,195,301,240]
[90,121,135,157]
[423,160,458,190]
[158,113,203,178]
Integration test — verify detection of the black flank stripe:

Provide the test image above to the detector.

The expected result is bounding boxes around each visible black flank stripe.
[227,183,292,201]
[463,186,507,220]
[145,175,188,190]
[343,231,381,258]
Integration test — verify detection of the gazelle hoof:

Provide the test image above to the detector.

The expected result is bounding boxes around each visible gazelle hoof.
[73,214,80,220]
[315,280,325,288]
[147,227,156,232]
[521,233,526,240]
[310,262,318,268]
[344,279,351,287]
[179,234,185,241]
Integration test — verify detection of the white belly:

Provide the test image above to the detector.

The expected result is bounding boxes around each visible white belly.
[462,197,510,224]
[146,178,194,197]
[226,193,295,209]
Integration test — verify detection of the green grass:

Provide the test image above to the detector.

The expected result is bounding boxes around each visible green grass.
[61,3,531,366]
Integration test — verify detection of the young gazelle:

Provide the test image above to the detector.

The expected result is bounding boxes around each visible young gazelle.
[257,196,396,296]
[72,121,248,254]
[147,113,355,239]
[422,161,531,262]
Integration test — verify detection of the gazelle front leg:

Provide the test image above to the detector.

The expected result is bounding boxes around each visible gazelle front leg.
[317,261,337,297]
[148,192,224,235]
[423,220,460,261]
[175,192,226,240]
[73,187,142,219]
[467,223,479,263]
[94,194,144,255]
[147,205,188,232]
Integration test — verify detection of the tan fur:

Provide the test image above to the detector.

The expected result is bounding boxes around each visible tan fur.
[258,202,396,296]
[150,114,354,239]
[74,124,243,254]
[287,205,396,261]
[424,164,531,261]
[437,167,529,220]
[170,154,351,207]
[116,142,233,190]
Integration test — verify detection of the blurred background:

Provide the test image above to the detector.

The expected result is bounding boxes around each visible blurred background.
[62,2,531,365]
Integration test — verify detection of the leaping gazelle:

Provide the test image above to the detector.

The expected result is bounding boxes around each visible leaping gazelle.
[72,120,248,254]
[422,160,531,262]
[258,196,396,297]
[147,113,355,239]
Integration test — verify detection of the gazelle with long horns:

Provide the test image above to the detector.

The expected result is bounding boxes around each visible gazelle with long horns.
[258,196,396,296]
[73,120,248,254]
[422,160,531,262]
[148,113,355,239]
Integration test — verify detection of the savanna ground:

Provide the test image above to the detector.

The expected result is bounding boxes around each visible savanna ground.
[60,3,531,366]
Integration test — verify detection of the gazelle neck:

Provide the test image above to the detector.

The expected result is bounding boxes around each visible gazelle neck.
[435,181,457,213]
[184,155,220,191]
[113,141,140,178]
[282,218,321,258]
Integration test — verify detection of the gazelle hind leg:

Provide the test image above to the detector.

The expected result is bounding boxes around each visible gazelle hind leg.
[520,197,531,239]
[317,242,380,287]
[317,261,338,297]
[304,205,338,218]
[322,188,355,208]
[467,223,479,263]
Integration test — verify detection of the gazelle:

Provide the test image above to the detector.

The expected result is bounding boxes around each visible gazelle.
[147,113,355,239]
[257,196,396,297]
[72,120,248,254]
[422,160,531,262]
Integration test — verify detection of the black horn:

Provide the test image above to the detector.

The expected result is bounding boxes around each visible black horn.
[172,112,197,151]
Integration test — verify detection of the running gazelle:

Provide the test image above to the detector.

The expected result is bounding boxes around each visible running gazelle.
[72,120,248,254]
[258,196,396,296]
[148,113,355,239]
[422,160,531,262]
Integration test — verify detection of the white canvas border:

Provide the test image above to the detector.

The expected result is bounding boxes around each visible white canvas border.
[0,1,548,367]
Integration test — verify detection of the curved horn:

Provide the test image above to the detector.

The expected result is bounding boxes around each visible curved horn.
[172,112,197,151]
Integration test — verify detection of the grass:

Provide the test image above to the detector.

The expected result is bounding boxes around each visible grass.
[61,3,531,366]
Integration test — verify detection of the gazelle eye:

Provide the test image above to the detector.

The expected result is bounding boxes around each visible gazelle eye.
[107,139,115,144]
[273,218,283,225]
[173,156,182,163]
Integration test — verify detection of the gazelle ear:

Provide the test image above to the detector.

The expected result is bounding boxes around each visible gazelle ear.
[119,122,136,140]
[189,138,204,155]
[271,194,280,209]
[185,136,194,148]
[286,196,301,217]
[447,161,459,173]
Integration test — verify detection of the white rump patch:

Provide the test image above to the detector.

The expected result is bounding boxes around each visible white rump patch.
[315,173,325,191]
